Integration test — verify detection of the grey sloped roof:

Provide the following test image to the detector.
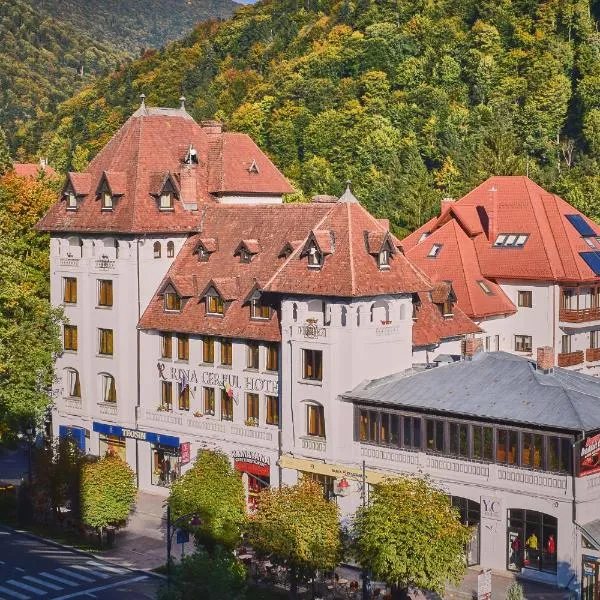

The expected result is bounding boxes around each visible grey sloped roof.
[342,352,600,432]
[577,519,600,550]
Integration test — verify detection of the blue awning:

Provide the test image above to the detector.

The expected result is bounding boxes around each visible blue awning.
[58,425,86,451]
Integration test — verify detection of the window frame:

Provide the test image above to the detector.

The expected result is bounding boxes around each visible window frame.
[203,387,215,416]
[159,192,174,211]
[178,381,190,411]
[177,334,189,361]
[98,328,114,356]
[477,280,493,296]
[66,191,77,210]
[378,248,390,269]
[250,298,271,320]
[65,368,81,398]
[164,292,182,312]
[514,335,533,353]
[220,338,233,366]
[166,241,175,258]
[101,373,117,404]
[246,393,259,426]
[206,294,224,316]
[160,332,172,359]
[518,290,533,308]
[306,403,325,438]
[266,395,279,426]
[221,388,233,421]
[307,245,323,268]
[247,342,259,370]
[63,277,77,304]
[64,324,78,352]
[101,192,114,211]
[153,242,162,259]
[202,337,215,364]
[302,348,323,381]
[427,244,442,258]
[266,344,279,372]
[161,381,173,411]
[97,279,113,307]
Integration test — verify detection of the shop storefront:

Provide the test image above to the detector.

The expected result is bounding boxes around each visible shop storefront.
[451,497,480,566]
[152,445,181,487]
[232,451,270,508]
[99,434,126,460]
[507,510,557,574]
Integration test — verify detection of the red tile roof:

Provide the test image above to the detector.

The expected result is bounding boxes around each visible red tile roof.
[13,163,57,178]
[36,106,294,234]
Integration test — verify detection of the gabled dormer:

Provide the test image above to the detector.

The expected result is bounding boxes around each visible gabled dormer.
[158,280,185,313]
[244,283,272,320]
[365,230,397,270]
[431,281,456,318]
[193,238,217,262]
[278,240,302,259]
[150,171,180,211]
[301,230,334,269]
[200,278,239,317]
[96,171,125,211]
[234,239,260,263]
[62,172,91,211]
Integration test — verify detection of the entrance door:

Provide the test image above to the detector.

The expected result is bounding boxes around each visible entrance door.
[507,528,524,572]
[582,559,600,600]
[451,497,481,566]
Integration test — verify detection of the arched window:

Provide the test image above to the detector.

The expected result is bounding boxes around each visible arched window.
[305,402,325,438]
[292,303,298,322]
[65,368,81,398]
[356,306,361,327]
[399,304,406,320]
[153,241,161,259]
[100,373,116,404]
[341,306,347,326]
[370,304,374,323]
[167,241,175,258]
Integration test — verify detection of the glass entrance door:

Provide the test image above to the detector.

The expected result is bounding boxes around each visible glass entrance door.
[582,559,600,600]
[507,528,524,572]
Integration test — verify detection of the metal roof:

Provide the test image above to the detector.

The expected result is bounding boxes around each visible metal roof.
[342,352,600,432]
[577,519,600,550]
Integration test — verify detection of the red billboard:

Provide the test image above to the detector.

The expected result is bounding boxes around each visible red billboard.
[580,433,600,476]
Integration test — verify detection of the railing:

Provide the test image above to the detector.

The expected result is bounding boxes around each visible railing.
[557,351,584,367]
[64,398,82,410]
[559,307,600,323]
[587,347,600,362]
[59,258,79,268]
[94,258,116,270]
[301,437,326,452]
[97,402,118,416]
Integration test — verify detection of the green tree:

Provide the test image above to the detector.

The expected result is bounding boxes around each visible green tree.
[0,127,11,176]
[157,547,247,600]
[167,449,246,552]
[248,479,341,600]
[81,454,137,543]
[353,477,471,600]
[506,581,525,600]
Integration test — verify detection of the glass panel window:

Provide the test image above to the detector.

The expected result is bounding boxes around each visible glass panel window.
[102,192,113,210]
[151,446,180,487]
[66,369,81,398]
[221,339,232,366]
[508,510,557,573]
[247,342,259,369]
[101,374,116,403]
[98,328,113,356]
[378,249,390,268]
[160,332,172,359]
[164,292,181,312]
[518,290,532,308]
[591,331,600,349]
[221,389,233,421]
[515,335,532,352]
[153,242,161,259]
[402,416,421,449]
[98,280,113,307]
[207,295,224,315]
[307,404,325,437]
[64,325,78,351]
[161,381,172,411]
[177,334,189,361]
[308,245,322,267]
[497,429,518,464]
[473,426,494,461]
[160,193,173,210]
[449,422,469,457]
[561,334,571,354]
[301,472,334,500]
[251,298,271,319]
[167,241,175,257]
[203,387,215,416]
[426,419,445,452]
[202,337,214,363]
[63,277,77,304]
[66,192,77,210]
[266,344,279,371]
[303,349,323,381]
[178,382,189,411]
[246,393,259,426]
[266,395,279,426]
[99,434,125,460]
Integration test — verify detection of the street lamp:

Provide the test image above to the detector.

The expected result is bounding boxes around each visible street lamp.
[165,504,201,586]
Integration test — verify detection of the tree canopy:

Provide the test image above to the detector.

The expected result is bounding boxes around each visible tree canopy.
[353,477,471,597]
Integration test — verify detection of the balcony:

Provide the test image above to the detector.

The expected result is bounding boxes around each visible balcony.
[559,307,600,323]
[557,350,584,367]
[587,347,600,363]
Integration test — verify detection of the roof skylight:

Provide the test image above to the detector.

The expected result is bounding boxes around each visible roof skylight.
[494,233,529,248]
[427,244,442,258]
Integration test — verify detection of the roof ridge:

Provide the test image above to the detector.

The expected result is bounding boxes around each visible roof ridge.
[130,113,144,232]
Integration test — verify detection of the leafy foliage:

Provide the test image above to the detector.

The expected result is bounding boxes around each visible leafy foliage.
[353,477,471,595]
[80,454,137,531]
[0,128,12,176]
[167,449,247,551]
[248,479,341,597]
[506,581,525,600]
[157,547,247,600]
[20,0,600,235]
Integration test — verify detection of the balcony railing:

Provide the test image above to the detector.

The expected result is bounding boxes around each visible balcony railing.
[557,350,584,367]
[587,347,600,362]
[97,402,118,416]
[559,307,600,323]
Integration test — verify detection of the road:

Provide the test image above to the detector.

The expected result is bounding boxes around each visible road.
[0,527,160,600]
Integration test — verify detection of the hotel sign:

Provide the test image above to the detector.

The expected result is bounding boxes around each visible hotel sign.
[581,433,600,476]
[480,496,502,521]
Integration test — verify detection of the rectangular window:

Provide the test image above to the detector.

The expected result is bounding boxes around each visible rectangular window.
[221,389,233,421]
[151,445,180,487]
[402,416,421,449]
[102,192,113,210]
[449,422,468,457]
[202,337,214,364]
[207,295,224,315]
[496,429,518,465]
[164,292,181,312]
[266,395,279,426]
[561,334,571,354]
[426,419,445,453]
[98,280,113,307]
[515,335,532,353]
[66,369,81,398]
[301,472,334,500]
[518,290,532,308]
[160,332,172,359]
[307,404,325,437]
[251,298,271,319]
[591,331,600,349]
[221,339,233,366]
[473,426,494,461]
[521,432,543,469]
[64,325,78,351]
[203,387,215,416]
[494,335,500,351]
[63,277,77,304]
[178,382,189,411]
[246,393,259,426]
[177,334,189,361]
[358,409,378,443]
[379,412,400,446]
[98,328,113,356]
[161,381,172,411]
[247,342,259,369]
[102,375,116,404]
[303,349,323,381]
[266,344,279,372]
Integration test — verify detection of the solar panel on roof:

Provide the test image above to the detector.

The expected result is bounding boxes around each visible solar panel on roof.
[580,251,600,275]
[566,214,596,237]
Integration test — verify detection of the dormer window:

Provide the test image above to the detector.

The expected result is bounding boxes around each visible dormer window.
[378,249,390,269]
[428,244,442,258]
[207,294,224,315]
[251,297,271,320]
[442,299,454,317]
[197,247,209,262]
[308,245,322,268]
[66,191,77,210]
[240,249,251,264]
[164,292,181,312]
[102,192,114,210]
[160,192,173,211]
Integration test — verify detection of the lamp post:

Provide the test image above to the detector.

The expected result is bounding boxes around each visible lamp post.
[165,505,201,587]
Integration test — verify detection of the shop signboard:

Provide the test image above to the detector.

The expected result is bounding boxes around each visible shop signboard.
[481,496,502,521]
[580,433,600,476]
[92,422,180,447]
[180,442,191,466]
[477,569,492,600]
[233,450,270,477]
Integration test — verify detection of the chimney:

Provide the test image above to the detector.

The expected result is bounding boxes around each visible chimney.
[462,336,483,360]
[179,164,197,211]
[536,346,554,373]
[441,197,454,212]
[201,120,223,135]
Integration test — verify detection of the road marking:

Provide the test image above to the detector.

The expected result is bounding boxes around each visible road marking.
[6,579,46,595]
[56,569,94,583]
[15,568,26,572]
[85,561,127,575]
[0,531,11,535]
[69,566,108,580]
[51,576,148,600]
[38,573,79,587]
[0,584,30,599]
[23,576,63,591]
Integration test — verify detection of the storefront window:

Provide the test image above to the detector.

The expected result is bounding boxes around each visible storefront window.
[151,445,180,487]
[301,471,335,500]
[451,497,480,566]
[507,509,557,573]
[99,434,126,461]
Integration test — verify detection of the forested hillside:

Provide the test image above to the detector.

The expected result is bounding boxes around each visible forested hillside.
[0,1,125,144]
[20,0,600,234]
[31,0,239,53]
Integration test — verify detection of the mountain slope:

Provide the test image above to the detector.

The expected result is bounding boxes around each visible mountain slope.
[31,0,240,53]
[20,0,600,234]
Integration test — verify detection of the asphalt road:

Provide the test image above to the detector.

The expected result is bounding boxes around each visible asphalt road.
[0,527,160,600]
